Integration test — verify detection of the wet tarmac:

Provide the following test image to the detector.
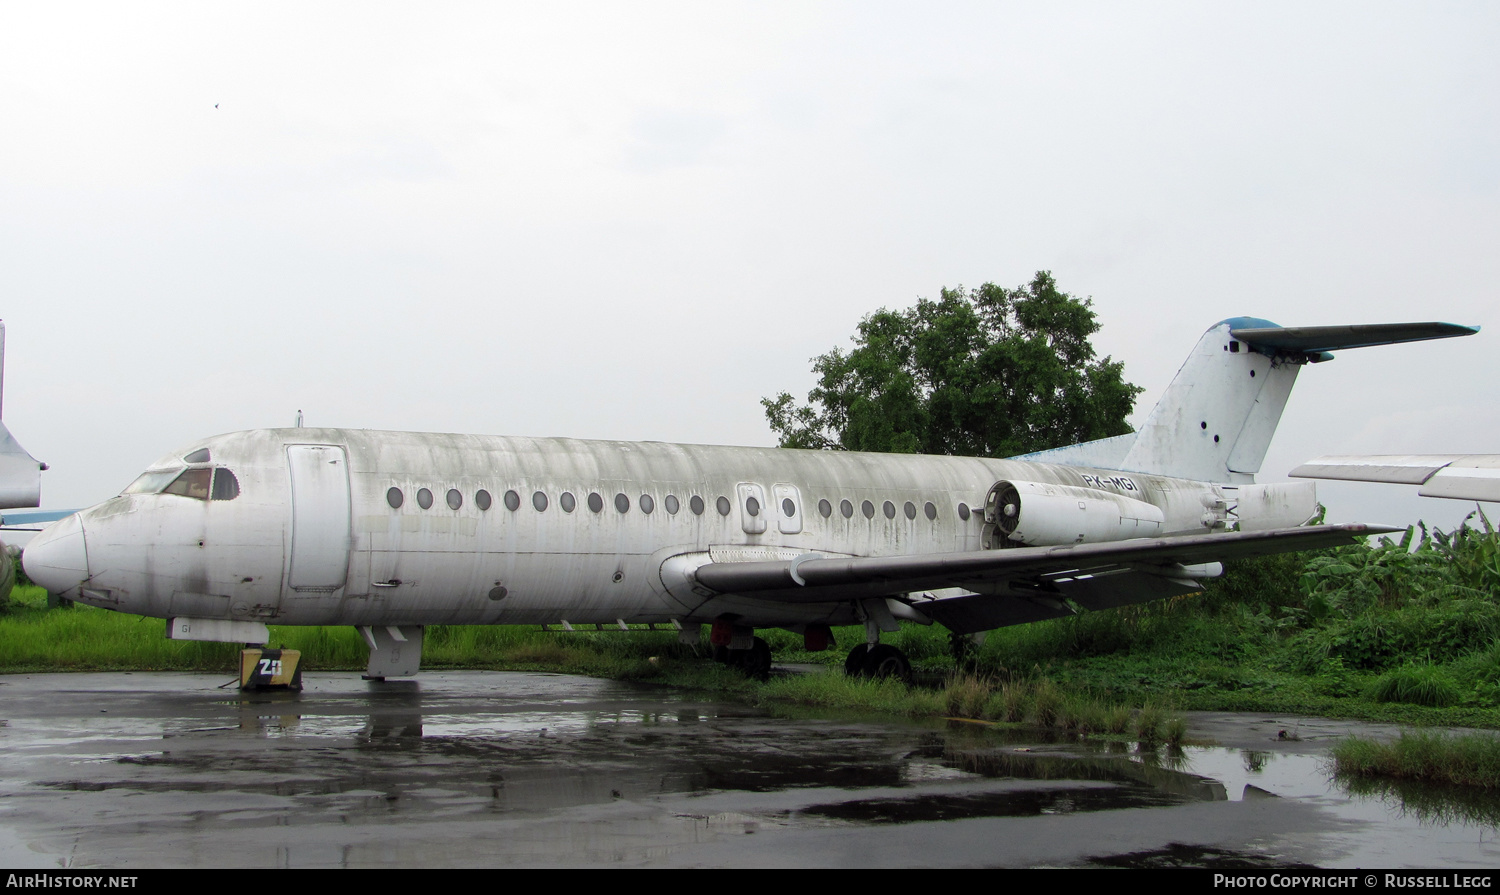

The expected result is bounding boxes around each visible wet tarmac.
[1,671,1497,868]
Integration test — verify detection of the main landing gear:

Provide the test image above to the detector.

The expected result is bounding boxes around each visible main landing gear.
[844,643,912,682]
[708,621,773,681]
[842,599,912,682]
[713,638,772,681]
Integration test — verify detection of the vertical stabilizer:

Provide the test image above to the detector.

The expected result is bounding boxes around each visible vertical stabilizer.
[1118,318,1298,483]
[0,321,42,509]
[1114,318,1478,484]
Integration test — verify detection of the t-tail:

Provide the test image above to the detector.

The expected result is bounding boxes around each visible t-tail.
[0,321,43,510]
[1019,318,1479,484]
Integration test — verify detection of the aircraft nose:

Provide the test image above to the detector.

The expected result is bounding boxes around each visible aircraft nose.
[21,513,88,595]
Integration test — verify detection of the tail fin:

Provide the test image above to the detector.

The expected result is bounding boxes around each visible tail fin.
[1022,318,1478,483]
[0,321,42,509]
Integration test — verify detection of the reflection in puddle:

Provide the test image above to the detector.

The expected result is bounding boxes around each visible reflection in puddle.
[1339,775,1500,829]
[798,785,1185,824]
[1087,843,1319,870]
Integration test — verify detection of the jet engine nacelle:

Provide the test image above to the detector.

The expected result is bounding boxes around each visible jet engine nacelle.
[1225,481,1320,532]
[983,479,1165,547]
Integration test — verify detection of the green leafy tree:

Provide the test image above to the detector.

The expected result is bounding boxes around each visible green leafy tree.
[763,272,1141,457]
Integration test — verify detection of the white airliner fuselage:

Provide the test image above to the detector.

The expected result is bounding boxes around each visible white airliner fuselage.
[30,428,1273,629]
[23,318,1475,678]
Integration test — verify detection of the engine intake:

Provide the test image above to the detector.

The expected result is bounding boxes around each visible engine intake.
[983,479,1165,547]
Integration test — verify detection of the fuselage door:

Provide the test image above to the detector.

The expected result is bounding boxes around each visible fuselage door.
[772,483,802,534]
[736,482,768,535]
[286,444,351,592]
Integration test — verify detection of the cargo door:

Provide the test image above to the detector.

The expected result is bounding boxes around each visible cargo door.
[286,445,351,592]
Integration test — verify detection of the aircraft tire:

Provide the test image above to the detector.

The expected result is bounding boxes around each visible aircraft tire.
[844,643,872,677]
[740,637,771,681]
[862,644,912,683]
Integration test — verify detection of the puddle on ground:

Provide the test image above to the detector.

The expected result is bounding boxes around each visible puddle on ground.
[7,673,1500,867]
[797,784,1185,823]
[1086,843,1320,870]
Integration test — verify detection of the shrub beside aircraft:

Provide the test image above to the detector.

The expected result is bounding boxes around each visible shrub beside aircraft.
[21,318,1477,680]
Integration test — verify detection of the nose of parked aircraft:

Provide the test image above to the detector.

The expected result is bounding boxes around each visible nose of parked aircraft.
[21,513,89,595]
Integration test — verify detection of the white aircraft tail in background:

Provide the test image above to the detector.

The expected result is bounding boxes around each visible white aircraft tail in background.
[1293,454,1500,503]
[1020,319,1479,483]
[0,321,43,512]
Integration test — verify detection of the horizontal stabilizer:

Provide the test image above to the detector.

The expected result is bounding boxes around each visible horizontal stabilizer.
[691,523,1395,605]
[1292,454,1500,502]
[1229,322,1477,356]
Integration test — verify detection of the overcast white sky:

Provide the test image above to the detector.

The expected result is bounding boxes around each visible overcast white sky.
[2,1,1496,533]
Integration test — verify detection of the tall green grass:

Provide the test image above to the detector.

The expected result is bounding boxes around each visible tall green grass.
[1333,731,1500,789]
[1368,665,1462,707]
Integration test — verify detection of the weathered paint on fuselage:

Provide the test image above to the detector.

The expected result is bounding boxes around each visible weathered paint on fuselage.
[69,428,1227,630]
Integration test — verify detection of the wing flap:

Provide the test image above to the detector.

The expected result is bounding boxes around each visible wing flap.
[910,569,1204,634]
[1420,458,1500,502]
[689,523,1394,605]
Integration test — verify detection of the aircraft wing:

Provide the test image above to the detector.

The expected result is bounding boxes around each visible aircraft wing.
[1290,455,1500,502]
[691,523,1393,633]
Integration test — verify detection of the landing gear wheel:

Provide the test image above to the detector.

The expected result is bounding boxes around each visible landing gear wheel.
[719,637,772,680]
[863,644,912,682]
[844,643,872,677]
[844,644,912,681]
[740,636,772,681]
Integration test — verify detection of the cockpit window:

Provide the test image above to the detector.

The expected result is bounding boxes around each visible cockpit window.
[211,468,240,501]
[123,466,240,501]
[124,469,182,495]
[164,468,212,500]
[184,448,212,464]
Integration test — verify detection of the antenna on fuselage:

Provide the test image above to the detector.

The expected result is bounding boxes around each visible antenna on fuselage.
[295,410,304,428]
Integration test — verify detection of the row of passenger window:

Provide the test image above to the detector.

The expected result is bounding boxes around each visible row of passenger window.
[387,486,721,516]
[385,486,974,522]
